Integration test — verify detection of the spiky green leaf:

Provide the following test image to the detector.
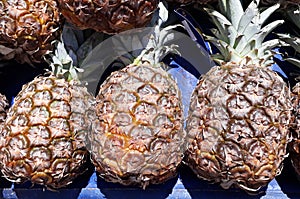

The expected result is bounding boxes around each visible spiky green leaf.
[219,0,244,30]
[45,40,82,81]
[204,8,234,43]
[237,0,259,35]
[252,20,284,49]
[259,3,280,25]
[257,39,281,58]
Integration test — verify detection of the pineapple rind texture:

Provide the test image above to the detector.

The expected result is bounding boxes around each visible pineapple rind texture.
[88,63,186,188]
[0,0,62,65]
[290,83,300,178]
[0,93,9,137]
[0,93,9,124]
[185,63,292,191]
[0,75,96,189]
[58,0,159,34]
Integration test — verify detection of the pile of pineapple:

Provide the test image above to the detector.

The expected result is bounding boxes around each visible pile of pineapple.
[0,0,300,195]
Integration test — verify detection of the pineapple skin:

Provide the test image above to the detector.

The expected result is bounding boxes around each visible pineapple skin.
[89,63,186,188]
[58,0,159,34]
[289,82,300,177]
[185,63,292,191]
[0,93,9,125]
[0,93,9,135]
[0,75,96,189]
[0,0,62,65]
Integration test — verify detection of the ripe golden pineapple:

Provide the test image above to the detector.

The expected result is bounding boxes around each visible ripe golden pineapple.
[88,27,186,188]
[0,0,62,65]
[185,0,292,192]
[0,41,96,189]
[58,0,159,34]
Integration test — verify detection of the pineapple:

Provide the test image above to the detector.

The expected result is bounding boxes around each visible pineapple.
[87,25,186,188]
[57,0,159,34]
[185,0,292,192]
[0,0,62,65]
[0,41,96,189]
[277,12,300,179]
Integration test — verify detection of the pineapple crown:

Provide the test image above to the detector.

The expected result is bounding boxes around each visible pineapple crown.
[133,2,182,66]
[45,39,83,82]
[204,0,284,67]
[133,25,182,66]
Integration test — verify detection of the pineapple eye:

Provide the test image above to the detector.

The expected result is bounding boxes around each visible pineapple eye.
[50,100,71,118]
[44,77,54,86]
[129,125,153,139]
[120,151,145,171]
[243,81,265,96]
[51,159,71,173]
[27,125,51,146]
[51,86,71,100]
[17,98,33,112]
[106,134,125,148]
[8,134,29,149]
[51,139,72,158]
[115,92,137,104]
[264,95,278,108]
[157,96,168,107]
[29,106,50,125]
[150,138,166,151]
[249,109,270,126]
[153,114,173,129]
[228,120,252,138]
[11,114,28,126]
[134,102,157,124]
[133,66,155,81]
[217,142,242,163]
[48,118,71,138]
[138,84,158,95]
[113,112,132,126]
[227,94,251,109]
[30,146,51,161]
[33,90,52,101]
[25,83,36,93]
